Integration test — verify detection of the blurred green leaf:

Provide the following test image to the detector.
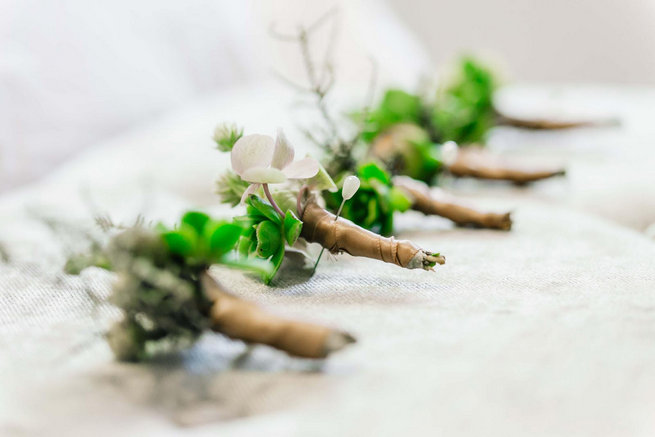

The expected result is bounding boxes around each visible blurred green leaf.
[208,222,242,256]
[389,186,412,212]
[358,162,391,185]
[431,56,497,144]
[162,224,198,257]
[181,211,210,234]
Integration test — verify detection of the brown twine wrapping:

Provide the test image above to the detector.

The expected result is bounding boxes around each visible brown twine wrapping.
[300,202,444,270]
[448,147,566,184]
[495,111,613,130]
[201,273,354,358]
[393,176,512,231]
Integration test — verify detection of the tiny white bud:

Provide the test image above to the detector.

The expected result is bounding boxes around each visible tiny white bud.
[342,175,360,200]
[440,141,459,167]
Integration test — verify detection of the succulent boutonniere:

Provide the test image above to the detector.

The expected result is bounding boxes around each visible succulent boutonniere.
[65,211,355,361]
[214,126,445,283]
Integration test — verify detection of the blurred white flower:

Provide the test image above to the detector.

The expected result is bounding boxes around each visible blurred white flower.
[440,141,459,167]
[341,175,360,200]
[231,130,320,203]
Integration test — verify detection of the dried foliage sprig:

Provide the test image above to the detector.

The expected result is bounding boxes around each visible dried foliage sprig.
[214,125,444,280]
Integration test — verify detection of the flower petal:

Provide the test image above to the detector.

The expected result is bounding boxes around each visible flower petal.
[241,167,287,184]
[281,157,320,179]
[231,134,275,176]
[271,129,294,170]
[239,183,261,204]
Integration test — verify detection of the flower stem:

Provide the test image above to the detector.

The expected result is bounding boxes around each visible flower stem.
[263,184,284,217]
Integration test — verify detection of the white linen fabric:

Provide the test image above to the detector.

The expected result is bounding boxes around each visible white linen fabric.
[0,0,430,191]
[0,83,654,436]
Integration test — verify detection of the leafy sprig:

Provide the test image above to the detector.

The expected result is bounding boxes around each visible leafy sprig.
[235,195,304,284]
[431,57,497,144]
[325,162,411,236]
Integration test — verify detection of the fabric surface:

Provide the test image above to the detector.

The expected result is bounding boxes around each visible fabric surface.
[1,85,655,436]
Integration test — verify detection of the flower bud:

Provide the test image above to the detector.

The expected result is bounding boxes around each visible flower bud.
[342,175,360,200]
[440,141,459,167]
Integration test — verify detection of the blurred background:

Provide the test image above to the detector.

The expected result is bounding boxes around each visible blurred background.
[1,0,654,192]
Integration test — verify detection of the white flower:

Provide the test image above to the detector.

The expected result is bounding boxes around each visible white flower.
[440,141,459,167]
[341,175,360,200]
[231,130,320,203]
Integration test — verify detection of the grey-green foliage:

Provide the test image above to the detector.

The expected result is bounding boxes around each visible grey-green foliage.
[213,123,244,152]
[104,226,210,361]
[216,170,251,206]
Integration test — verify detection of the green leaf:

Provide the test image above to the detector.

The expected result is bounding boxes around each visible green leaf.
[237,230,256,256]
[389,186,412,212]
[255,220,282,258]
[283,211,303,246]
[262,246,286,285]
[220,252,274,278]
[380,89,422,122]
[208,222,243,256]
[162,224,198,257]
[306,161,338,192]
[246,195,282,225]
[181,211,210,234]
[358,162,391,185]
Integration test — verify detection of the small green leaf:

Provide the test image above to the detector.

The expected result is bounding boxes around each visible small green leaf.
[181,211,210,234]
[283,211,303,246]
[262,246,286,284]
[220,252,274,278]
[237,231,256,256]
[247,195,282,225]
[358,162,391,185]
[389,186,412,212]
[255,220,282,258]
[208,223,243,256]
[162,224,197,257]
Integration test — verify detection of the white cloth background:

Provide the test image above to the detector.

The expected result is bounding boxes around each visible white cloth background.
[0,0,429,191]
[1,1,655,436]
[0,82,654,436]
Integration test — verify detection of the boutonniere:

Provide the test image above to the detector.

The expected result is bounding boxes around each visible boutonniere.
[66,212,355,361]
[215,127,445,284]
[266,16,513,235]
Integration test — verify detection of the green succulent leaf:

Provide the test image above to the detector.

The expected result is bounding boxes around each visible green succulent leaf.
[262,245,286,285]
[283,211,303,246]
[358,162,391,185]
[247,195,282,225]
[208,222,243,256]
[220,252,274,278]
[255,220,283,258]
[389,186,412,212]
[162,224,198,257]
[181,211,210,234]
